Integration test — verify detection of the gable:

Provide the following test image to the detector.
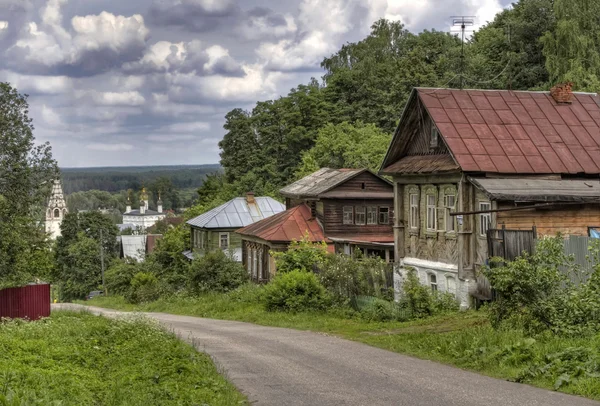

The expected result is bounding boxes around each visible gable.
[318,171,393,199]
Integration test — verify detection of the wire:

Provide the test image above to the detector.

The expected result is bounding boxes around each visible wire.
[418,74,461,96]
[462,56,513,85]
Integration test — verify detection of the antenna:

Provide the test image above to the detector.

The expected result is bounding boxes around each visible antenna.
[451,16,475,90]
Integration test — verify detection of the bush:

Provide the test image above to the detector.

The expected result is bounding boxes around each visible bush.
[359,297,395,322]
[126,272,161,304]
[263,270,330,312]
[403,269,434,318]
[272,236,329,274]
[433,292,460,313]
[188,250,248,294]
[318,252,393,303]
[105,258,138,296]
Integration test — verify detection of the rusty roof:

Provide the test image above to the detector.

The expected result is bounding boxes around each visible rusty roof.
[383,88,600,175]
[382,154,459,175]
[236,204,327,243]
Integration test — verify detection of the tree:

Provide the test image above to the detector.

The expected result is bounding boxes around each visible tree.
[146,225,189,289]
[297,122,392,177]
[53,211,119,299]
[0,83,59,288]
[542,0,600,91]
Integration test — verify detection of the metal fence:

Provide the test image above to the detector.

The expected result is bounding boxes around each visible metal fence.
[562,235,599,284]
[0,284,51,320]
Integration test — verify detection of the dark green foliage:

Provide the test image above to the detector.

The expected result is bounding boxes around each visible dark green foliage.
[188,250,248,294]
[146,225,190,290]
[126,272,161,304]
[359,297,397,322]
[0,312,246,405]
[402,269,435,318]
[263,270,330,312]
[319,252,393,303]
[485,236,600,335]
[105,258,138,296]
[272,237,329,274]
[0,83,59,288]
[53,211,119,300]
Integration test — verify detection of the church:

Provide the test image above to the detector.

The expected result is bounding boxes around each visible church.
[45,179,68,239]
[121,188,166,231]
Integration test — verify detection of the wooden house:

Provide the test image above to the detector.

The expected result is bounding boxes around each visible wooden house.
[380,85,600,308]
[237,168,395,281]
[185,193,285,261]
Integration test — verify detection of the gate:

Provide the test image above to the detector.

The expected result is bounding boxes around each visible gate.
[487,226,537,261]
[0,284,51,320]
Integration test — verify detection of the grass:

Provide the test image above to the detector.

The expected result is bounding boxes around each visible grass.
[0,311,247,405]
[83,286,600,401]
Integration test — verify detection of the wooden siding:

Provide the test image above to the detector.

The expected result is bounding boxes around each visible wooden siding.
[326,171,392,194]
[405,107,450,156]
[322,198,393,236]
[191,226,242,256]
[497,204,600,236]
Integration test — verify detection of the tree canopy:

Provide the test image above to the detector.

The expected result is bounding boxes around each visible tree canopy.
[0,83,59,288]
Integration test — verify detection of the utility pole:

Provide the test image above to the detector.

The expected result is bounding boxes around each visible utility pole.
[100,228,106,296]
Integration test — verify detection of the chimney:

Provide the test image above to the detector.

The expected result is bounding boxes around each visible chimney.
[551,82,574,104]
[246,191,255,204]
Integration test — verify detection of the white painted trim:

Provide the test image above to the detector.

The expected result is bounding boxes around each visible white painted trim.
[401,257,458,273]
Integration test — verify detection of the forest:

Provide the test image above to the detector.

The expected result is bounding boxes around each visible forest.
[196,0,599,211]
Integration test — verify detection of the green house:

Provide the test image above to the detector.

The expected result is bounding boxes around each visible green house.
[185,193,286,261]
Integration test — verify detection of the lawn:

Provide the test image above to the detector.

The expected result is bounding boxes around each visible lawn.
[0,311,247,405]
[84,288,600,401]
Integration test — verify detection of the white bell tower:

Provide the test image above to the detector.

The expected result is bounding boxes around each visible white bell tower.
[45,179,68,239]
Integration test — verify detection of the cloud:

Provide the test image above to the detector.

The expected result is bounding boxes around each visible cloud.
[41,105,64,128]
[123,40,243,76]
[6,0,150,77]
[87,143,134,151]
[149,0,238,32]
[0,70,72,95]
[237,7,297,40]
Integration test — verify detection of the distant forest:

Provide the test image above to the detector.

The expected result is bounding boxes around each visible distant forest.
[61,164,221,194]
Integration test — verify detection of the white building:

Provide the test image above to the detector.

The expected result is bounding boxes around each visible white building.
[121,188,166,231]
[45,179,68,239]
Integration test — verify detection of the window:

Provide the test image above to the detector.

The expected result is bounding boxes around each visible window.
[429,273,438,292]
[367,206,378,225]
[430,126,439,148]
[219,233,229,249]
[444,195,456,232]
[355,206,366,225]
[479,202,492,237]
[343,206,354,225]
[426,195,437,231]
[54,208,60,218]
[379,207,389,225]
[409,194,419,229]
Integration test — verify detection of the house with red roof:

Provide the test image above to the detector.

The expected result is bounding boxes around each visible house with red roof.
[236,168,395,282]
[380,84,600,308]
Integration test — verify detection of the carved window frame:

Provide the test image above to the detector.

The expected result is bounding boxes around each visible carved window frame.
[406,185,420,234]
[422,185,438,236]
[442,185,458,237]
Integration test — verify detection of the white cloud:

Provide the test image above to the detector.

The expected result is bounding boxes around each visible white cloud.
[87,143,134,151]
[41,105,64,128]
[0,70,72,94]
[95,91,146,106]
[167,121,211,133]
[0,21,8,30]
[238,9,297,40]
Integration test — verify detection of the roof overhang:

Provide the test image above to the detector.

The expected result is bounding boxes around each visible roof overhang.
[470,177,600,203]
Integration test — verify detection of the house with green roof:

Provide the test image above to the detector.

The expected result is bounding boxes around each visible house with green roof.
[185,193,286,261]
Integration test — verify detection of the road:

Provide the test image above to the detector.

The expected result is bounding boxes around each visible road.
[53,304,599,406]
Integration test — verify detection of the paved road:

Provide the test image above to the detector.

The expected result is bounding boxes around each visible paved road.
[53,304,599,406]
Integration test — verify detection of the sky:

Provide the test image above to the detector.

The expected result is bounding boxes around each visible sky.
[0,0,512,168]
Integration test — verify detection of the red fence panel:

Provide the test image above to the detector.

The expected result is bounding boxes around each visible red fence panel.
[0,284,51,320]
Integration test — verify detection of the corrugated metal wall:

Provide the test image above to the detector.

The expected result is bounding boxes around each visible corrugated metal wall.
[0,284,51,320]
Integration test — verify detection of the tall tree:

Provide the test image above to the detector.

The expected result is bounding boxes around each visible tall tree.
[0,83,59,288]
[542,0,600,90]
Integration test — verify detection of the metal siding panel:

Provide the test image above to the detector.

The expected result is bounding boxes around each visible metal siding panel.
[0,285,50,320]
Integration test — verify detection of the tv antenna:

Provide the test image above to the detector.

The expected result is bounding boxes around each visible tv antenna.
[451,16,475,90]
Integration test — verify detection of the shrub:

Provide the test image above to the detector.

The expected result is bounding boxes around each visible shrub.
[126,272,161,304]
[403,269,434,318]
[318,252,392,303]
[360,298,395,322]
[433,292,460,313]
[272,236,329,274]
[105,258,138,296]
[188,250,248,294]
[263,270,330,312]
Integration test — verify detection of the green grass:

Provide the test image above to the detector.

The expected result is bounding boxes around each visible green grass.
[83,287,600,401]
[0,311,246,405]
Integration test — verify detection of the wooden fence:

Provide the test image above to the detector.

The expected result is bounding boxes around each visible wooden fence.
[487,226,537,261]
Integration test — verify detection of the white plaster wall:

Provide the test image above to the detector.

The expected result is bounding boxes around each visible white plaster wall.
[45,220,62,239]
[394,257,471,309]
[122,214,166,230]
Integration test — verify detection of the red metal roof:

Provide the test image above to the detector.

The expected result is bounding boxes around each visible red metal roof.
[417,88,600,174]
[236,204,328,243]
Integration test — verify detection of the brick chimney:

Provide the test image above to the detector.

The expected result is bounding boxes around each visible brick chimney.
[550,82,574,104]
[246,191,255,204]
